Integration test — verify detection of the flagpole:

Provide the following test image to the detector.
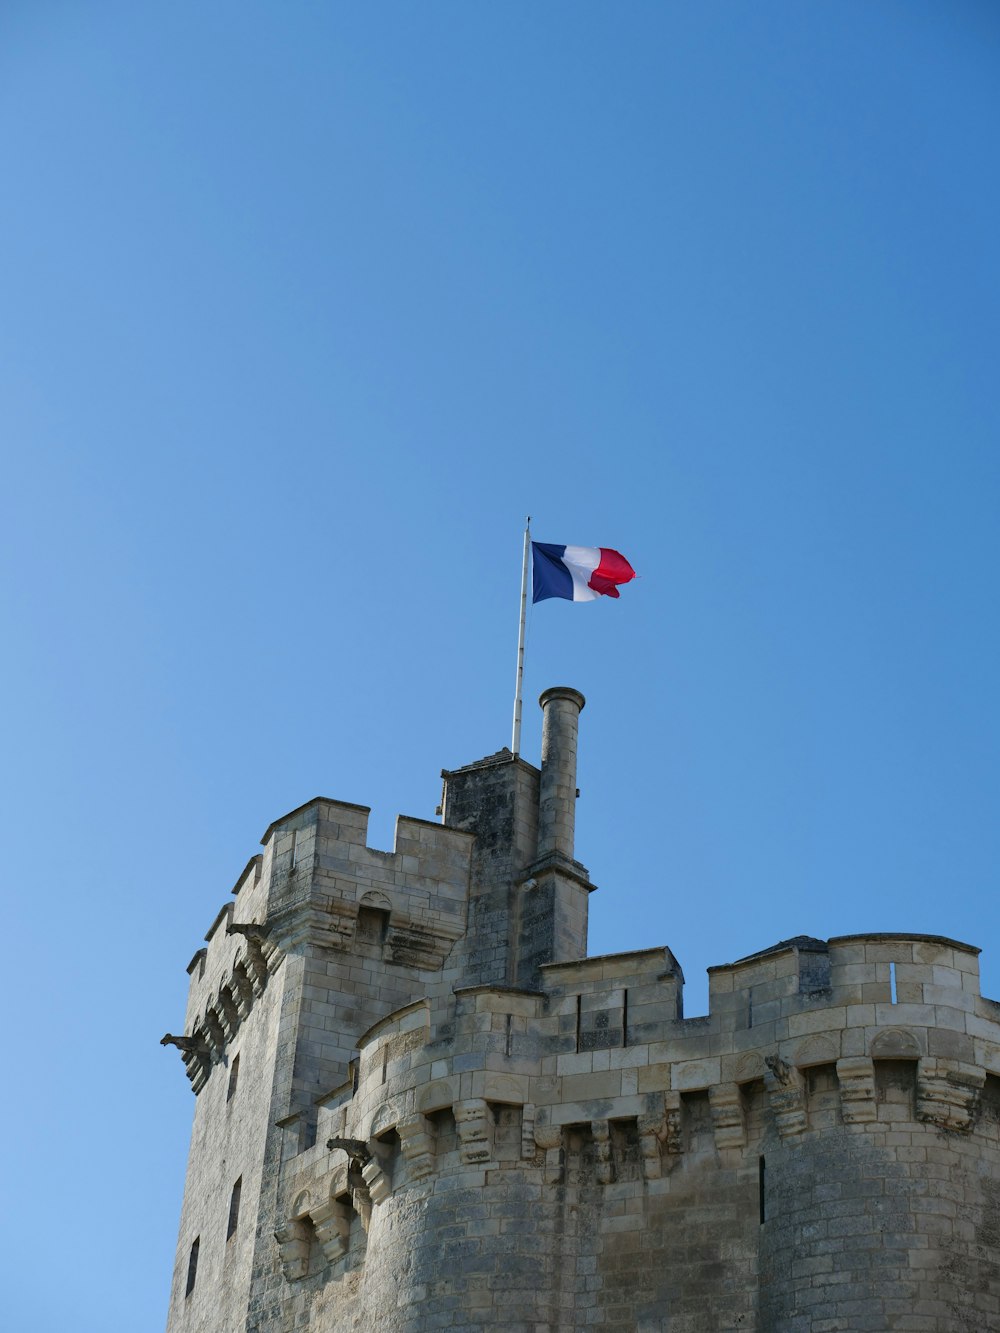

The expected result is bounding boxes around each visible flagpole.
[511,516,531,754]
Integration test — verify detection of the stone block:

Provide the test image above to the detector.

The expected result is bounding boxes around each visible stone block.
[671,1057,721,1091]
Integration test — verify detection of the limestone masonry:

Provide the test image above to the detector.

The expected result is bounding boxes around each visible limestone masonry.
[164,688,1000,1331]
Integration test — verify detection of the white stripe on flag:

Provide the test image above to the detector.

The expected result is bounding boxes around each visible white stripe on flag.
[561,545,602,601]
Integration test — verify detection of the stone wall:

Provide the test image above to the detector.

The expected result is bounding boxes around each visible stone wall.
[164,692,1000,1331]
[269,935,1000,1332]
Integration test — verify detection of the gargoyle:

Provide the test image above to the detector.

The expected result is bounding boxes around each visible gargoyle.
[226,921,271,943]
[764,1054,793,1085]
[326,1136,372,1170]
[160,1033,210,1055]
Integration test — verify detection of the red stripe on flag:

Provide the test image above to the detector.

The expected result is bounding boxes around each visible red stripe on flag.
[587,548,636,598]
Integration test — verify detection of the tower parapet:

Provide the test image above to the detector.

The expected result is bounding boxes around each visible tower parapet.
[165,694,1000,1332]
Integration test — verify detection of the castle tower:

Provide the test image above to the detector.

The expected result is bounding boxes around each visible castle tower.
[165,692,1000,1332]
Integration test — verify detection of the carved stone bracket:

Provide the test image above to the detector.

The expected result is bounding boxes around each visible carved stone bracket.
[455,1098,493,1166]
[591,1119,613,1184]
[361,1156,391,1206]
[226,920,271,945]
[663,1091,683,1155]
[216,986,240,1040]
[351,1185,372,1233]
[160,1033,209,1056]
[164,938,274,1094]
[397,1113,435,1180]
[192,1050,215,1092]
[230,962,255,1018]
[203,1009,226,1056]
[837,1056,877,1124]
[161,1034,213,1093]
[521,1103,537,1160]
[242,938,270,996]
[274,1219,311,1282]
[534,1124,564,1185]
[764,1055,807,1138]
[637,1113,664,1179]
[309,1198,351,1266]
[710,1082,746,1150]
[917,1058,985,1132]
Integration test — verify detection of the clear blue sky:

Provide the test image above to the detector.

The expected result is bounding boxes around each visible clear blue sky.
[2,4,998,1328]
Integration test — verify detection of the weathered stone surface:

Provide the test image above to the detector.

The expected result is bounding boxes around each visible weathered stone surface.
[164,693,1000,1332]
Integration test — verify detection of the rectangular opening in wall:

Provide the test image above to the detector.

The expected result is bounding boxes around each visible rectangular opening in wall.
[227,1176,242,1241]
[227,1054,240,1102]
[356,905,390,944]
[680,1090,713,1154]
[875,1059,917,1119]
[575,994,582,1054]
[758,1156,766,1223]
[806,1063,842,1127]
[563,1123,597,1186]
[289,827,298,869]
[610,1118,641,1181]
[741,1079,767,1140]
[622,988,629,1048]
[889,961,897,1003]
[185,1237,199,1296]
[982,1074,1000,1128]
[489,1103,524,1160]
[425,1107,458,1156]
[374,1127,401,1178]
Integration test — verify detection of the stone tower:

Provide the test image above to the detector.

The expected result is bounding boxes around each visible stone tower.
[164,689,1000,1331]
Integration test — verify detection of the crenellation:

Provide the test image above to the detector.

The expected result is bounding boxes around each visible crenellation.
[165,691,1000,1332]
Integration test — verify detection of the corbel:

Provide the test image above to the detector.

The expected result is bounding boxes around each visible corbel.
[454,1098,493,1166]
[836,1056,877,1124]
[764,1055,807,1138]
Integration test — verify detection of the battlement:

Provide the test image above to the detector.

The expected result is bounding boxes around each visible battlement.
[260,797,475,963]
[709,931,982,1011]
[166,694,1000,1333]
[166,797,477,1095]
[266,929,1000,1301]
[326,932,995,1128]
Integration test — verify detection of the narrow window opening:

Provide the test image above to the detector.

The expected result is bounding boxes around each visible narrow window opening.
[758,1156,766,1224]
[575,994,582,1054]
[505,1012,513,1058]
[381,1045,388,1085]
[748,989,753,1029]
[356,905,390,944]
[622,988,629,1047]
[227,1176,242,1241]
[289,828,298,870]
[889,962,897,1004]
[227,1054,240,1102]
[185,1238,200,1296]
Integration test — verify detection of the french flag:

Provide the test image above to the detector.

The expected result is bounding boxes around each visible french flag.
[532,543,636,603]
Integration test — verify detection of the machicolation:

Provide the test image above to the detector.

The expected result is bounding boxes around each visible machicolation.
[164,687,1000,1332]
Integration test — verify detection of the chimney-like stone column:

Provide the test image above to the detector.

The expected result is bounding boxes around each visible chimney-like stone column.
[537,686,585,860]
[514,687,593,987]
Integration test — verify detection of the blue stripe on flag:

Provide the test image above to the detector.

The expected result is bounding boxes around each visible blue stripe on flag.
[532,543,573,603]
